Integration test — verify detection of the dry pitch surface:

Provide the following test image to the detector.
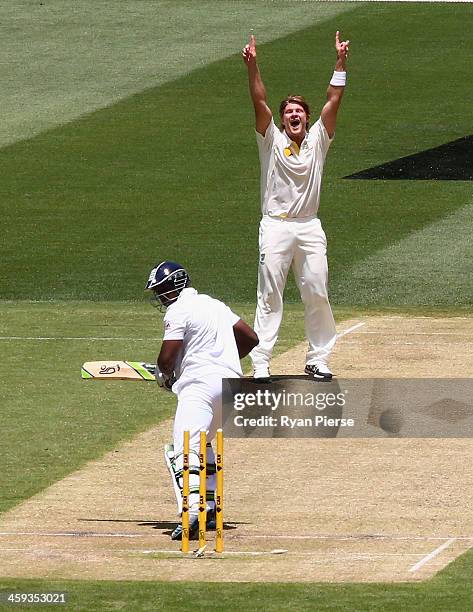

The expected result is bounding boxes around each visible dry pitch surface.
[1,316,472,582]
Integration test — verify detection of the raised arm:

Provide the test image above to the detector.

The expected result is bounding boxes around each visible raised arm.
[320,31,350,139]
[242,35,272,136]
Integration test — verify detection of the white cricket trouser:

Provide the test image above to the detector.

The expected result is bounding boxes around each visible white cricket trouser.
[250,216,337,370]
[172,374,231,514]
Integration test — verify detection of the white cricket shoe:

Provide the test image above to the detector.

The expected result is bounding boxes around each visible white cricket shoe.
[253,366,271,380]
[305,363,333,379]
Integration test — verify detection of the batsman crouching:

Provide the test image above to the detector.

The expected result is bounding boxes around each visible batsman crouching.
[145,260,258,540]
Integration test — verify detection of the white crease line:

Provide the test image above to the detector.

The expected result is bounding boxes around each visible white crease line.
[354,316,473,321]
[0,531,143,538]
[337,322,366,338]
[1,531,472,543]
[130,550,419,559]
[138,549,288,556]
[0,547,287,557]
[313,552,422,557]
[0,548,424,557]
[354,332,472,336]
[0,548,450,563]
[0,337,160,341]
[0,323,369,342]
[244,534,473,541]
[408,538,456,573]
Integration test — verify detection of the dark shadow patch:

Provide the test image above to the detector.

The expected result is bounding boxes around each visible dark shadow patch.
[78,517,244,531]
[345,135,473,180]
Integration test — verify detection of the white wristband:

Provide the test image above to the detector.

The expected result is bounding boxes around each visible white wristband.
[330,71,346,87]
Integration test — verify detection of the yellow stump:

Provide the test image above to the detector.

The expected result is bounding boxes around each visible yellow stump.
[181,430,190,553]
[198,430,207,549]
[215,428,224,553]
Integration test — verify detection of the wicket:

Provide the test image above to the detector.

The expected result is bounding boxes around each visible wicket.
[215,428,224,553]
[181,430,190,553]
[181,428,224,553]
[198,430,207,549]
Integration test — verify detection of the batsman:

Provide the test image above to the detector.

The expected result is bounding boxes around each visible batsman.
[145,260,258,540]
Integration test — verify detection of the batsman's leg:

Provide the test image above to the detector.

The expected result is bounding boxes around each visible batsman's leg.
[170,444,200,541]
[164,443,183,513]
[170,381,218,540]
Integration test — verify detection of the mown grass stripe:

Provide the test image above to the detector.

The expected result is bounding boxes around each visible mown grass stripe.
[333,200,473,306]
[0,0,354,148]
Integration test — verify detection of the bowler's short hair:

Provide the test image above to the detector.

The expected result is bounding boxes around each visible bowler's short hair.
[279,95,311,130]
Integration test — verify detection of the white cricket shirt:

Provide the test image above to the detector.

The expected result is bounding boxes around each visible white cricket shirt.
[163,288,242,392]
[256,117,332,218]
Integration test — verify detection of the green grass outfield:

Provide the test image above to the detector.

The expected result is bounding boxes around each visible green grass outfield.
[1,1,472,610]
[2,555,473,612]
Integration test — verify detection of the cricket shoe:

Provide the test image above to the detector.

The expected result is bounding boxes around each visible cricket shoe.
[171,510,216,540]
[305,363,333,380]
[253,366,271,380]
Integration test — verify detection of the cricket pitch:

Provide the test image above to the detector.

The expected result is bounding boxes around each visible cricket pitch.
[0,316,472,583]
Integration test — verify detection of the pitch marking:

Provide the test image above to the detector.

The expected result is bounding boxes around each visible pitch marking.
[355,331,473,336]
[0,322,368,342]
[243,534,473,542]
[138,549,288,557]
[337,321,366,338]
[3,531,470,542]
[408,538,456,573]
[0,531,144,538]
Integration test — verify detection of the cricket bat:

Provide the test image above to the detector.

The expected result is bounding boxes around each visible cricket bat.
[81,361,156,381]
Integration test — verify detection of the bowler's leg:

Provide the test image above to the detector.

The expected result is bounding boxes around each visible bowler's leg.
[293,219,337,368]
[251,217,294,375]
